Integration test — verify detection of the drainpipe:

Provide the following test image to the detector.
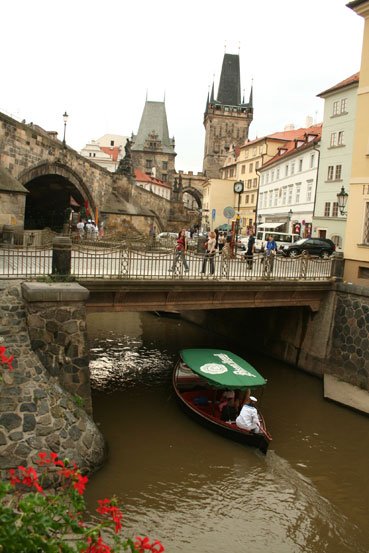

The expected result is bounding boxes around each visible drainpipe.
[312,139,321,238]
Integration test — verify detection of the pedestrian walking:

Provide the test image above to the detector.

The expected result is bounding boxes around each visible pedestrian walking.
[264,235,278,276]
[169,229,189,273]
[245,230,255,269]
[201,231,217,275]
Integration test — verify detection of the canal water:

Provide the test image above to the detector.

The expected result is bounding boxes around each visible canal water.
[85,311,369,553]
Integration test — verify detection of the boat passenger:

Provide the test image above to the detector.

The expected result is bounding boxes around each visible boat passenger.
[235,396,261,433]
[220,398,238,422]
[219,389,235,411]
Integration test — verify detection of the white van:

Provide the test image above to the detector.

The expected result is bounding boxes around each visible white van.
[255,229,300,252]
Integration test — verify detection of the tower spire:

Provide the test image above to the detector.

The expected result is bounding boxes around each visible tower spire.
[249,78,253,108]
[217,53,241,106]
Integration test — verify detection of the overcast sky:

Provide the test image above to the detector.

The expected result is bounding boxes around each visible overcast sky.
[1,0,364,172]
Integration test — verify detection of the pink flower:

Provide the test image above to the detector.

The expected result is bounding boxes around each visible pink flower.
[83,536,112,553]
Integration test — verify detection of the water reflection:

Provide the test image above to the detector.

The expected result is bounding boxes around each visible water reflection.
[86,312,368,553]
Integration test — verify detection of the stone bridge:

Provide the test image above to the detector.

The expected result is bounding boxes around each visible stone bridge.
[0,111,189,236]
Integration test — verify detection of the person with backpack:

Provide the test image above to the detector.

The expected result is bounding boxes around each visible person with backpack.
[264,235,278,275]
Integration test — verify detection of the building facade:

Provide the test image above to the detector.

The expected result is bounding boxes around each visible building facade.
[201,178,234,231]
[258,126,322,237]
[344,0,369,284]
[134,169,171,201]
[80,134,127,172]
[203,53,253,179]
[313,74,359,250]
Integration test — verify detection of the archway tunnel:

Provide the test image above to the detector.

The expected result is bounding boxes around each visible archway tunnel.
[24,174,86,231]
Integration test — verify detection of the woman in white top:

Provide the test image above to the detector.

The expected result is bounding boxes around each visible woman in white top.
[201,231,217,275]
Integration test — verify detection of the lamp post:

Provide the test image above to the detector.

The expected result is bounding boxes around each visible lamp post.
[337,186,348,216]
[62,111,69,146]
[233,180,244,256]
[287,209,293,233]
[257,213,262,235]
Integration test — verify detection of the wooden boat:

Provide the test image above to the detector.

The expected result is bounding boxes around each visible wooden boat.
[173,348,272,454]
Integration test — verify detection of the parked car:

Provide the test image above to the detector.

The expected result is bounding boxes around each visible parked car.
[236,236,249,251]
[282,238,336,258]
[157,232,178,241]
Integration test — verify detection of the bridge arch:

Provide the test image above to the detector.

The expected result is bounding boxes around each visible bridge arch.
[182,186,203,210]
[18,162,96,231]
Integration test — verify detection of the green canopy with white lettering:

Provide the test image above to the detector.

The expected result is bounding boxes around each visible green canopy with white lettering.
[180,349,267,389]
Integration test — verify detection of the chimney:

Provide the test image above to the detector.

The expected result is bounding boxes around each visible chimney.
[284,123,295,131]
[305,115,313,128]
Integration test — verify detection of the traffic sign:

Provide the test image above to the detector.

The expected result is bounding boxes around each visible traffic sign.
[223,206,235,219]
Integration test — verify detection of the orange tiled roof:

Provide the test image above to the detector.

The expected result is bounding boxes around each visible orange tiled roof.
[134,168,171,188]
[261,124,322,169]
[100,146,121,161]
[317,72,360,97]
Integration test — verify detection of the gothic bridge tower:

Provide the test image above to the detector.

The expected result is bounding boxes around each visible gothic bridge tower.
[203,53,253,178]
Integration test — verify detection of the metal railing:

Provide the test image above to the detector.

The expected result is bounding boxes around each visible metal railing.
[0,243,335,281]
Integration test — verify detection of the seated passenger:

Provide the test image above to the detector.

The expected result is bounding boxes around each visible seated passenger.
[219,389,235,411]
[235,396,261,433]
[220,398,238,422]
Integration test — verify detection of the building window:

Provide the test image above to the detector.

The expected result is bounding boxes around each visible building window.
[253,148,257,156]
[251,194,255,203]
[276,168,280,179]
[282,187,287,204]
[330,133,337,147]
[93,153,96,157]
[110,140,114,146]
[249,163,253,172]
[295,184,301,204]
[363,202,369,244]
[230,168,235,177]
[271,170,275,182]
[245,194,249,204]
[255,161,260,170]
[324,202,331,217]
[162,161,168,170]
[327,166,334,180]
[332,202,339,217]
[288,186,293,205]
[146,159,153,169]
[285,165,289,177]
[241,164,246,174]
[306,180,313,202]
[253,178,258,187]
[247,179,252,189]
[291,162,295,175]
[310,154,315,168]
[338,131,344,145]
[268,192,273,207]
[333,101,339,116]
[273,189,278,206]
[341,98,347,113]
[299,159,303,172]
[162,174,167,182]
[335,165,342,180]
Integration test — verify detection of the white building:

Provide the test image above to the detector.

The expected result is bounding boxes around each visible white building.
[134,169,171,200]
[313,73,359,249]
[80,134,128,172]
[258,125,322,237]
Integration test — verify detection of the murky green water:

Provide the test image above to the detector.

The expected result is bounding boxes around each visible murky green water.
[85,311,369,553]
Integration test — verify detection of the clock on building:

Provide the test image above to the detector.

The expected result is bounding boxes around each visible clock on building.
[234,180,244,194]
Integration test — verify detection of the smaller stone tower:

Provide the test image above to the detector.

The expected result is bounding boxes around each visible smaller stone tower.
[131,100,176,189]
[203,53,253,178]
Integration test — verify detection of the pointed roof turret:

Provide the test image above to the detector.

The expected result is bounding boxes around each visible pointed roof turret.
[248,84,253,108]
[210,81,215,102]
[217,53,241,106]
[132,100,175,154]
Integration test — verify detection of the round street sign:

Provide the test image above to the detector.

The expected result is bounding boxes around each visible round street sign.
[223,206,235,219]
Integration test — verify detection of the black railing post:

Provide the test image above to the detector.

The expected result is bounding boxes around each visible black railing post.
[52,236,72,277]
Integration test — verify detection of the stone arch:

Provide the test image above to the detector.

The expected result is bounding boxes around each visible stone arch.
[182,186,203,210]
[18,162,96,230]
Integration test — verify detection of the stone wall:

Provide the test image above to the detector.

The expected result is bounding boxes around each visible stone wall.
[329,283,369,389]
[0,284,105,472]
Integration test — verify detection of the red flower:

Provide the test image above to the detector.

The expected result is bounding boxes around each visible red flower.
[73,473,89,495]
[83,535,111,553]
[8,468,20,486]
[17,466,44,494]
[135,536,164,552]
[0,346,14,371]
[96,499,123,533]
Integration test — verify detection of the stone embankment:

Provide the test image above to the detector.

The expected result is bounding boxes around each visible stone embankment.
[0,284,105,472]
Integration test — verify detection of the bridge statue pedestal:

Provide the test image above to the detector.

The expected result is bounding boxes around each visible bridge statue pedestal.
[21,282,92,414]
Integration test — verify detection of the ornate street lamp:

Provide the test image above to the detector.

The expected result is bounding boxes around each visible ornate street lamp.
[62,111,69,146]
[287,209,293,233]
[337,186,348,216]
